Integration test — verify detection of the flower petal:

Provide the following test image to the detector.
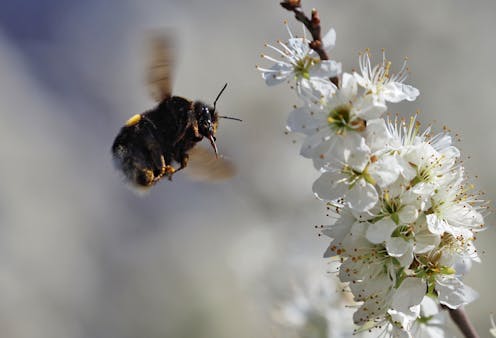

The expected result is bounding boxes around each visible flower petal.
[392,277,426,314]
[322,28,336,51]
[287,106,325,135]
[313,171,347,202]
[366,218,397,244]
[436,276,479,309]
[346,180,378,212]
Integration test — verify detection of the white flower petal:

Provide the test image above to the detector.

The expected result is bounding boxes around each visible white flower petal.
[426,214,447,235]
[340,73,357,98]
[322,28,336,51]
[313,171,347,202]
[414,232,440,254]
[366,218,397,244]
[392,277,426,314]
[355,94,386,120]
[286,106,325,135]
[436,276,479,309]
[310,60,341,79]
[364,118,391,151]
[261,63,292,86]
[398,205,419,224]
[299,129,331,158]
[369,155,401,188]
[346,180,378,212]
[386,237,410,257]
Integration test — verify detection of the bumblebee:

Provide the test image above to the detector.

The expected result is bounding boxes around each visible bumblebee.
[111,34,239,188]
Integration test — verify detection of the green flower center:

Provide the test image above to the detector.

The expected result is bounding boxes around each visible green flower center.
[293,56,318,79]
[341,163,376,189]
[327,104,353,135]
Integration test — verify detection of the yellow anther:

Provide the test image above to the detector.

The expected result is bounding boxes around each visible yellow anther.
[384,61,392,78]
[125,114,141,127]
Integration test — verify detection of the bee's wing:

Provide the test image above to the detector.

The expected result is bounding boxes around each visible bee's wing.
[146,33,174,102]
[185,145,237,182]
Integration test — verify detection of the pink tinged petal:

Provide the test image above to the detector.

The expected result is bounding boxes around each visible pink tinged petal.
[366,218,397,244]
[322,28,336,51]
[426,214,447,235]
[286,106,325,135]
[313,171,347,202]
[346,180,378,212]
[436,277,479,309]
[392,277,426,314]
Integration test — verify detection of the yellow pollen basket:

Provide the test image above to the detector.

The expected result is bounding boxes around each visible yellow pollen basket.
[125,114,141,127]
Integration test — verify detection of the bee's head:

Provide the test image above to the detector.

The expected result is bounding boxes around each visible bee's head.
[194,84,241,158]
[194,102,219,156]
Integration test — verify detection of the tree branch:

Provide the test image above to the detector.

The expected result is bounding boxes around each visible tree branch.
[448,307,479,338]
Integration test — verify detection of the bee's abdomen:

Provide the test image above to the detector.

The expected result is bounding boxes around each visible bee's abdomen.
[111,119,160,187]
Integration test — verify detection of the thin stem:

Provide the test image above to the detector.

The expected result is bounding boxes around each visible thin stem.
[448,307,479,338]
[280,0,339,87]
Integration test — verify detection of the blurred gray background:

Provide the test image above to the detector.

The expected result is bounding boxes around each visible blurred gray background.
[0,0,495,337]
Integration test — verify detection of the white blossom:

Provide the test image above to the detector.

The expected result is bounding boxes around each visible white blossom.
[260,15,486,337]
[354,50,419,108]
[257,24,341,100]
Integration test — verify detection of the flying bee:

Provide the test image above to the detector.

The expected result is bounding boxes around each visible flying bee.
[111,34,241,188]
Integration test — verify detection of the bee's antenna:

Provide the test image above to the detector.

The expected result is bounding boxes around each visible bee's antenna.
[212,83,242,122]
[218,115,242,122]
[213,83,228,113]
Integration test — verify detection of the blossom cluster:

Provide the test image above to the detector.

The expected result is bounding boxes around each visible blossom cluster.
[273,262,363,338]
[258,22,486,337]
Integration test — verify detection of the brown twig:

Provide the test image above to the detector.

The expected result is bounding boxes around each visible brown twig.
[280,0,339,87]
[448,307,479,338]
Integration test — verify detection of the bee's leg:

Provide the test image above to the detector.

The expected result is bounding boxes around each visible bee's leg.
[161,150,176,181]
[177,152,189,171]
[143,134,175,182]
[191,120,201,139]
